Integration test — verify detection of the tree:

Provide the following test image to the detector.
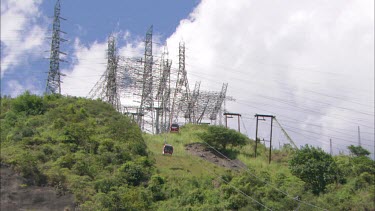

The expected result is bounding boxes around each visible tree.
[348,145,370,157]
[12,91,45,115]
[289,145,338,195]
[200,126,247,150]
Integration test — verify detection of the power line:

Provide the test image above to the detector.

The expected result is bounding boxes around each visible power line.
[204,166,273,210]
[278,122,373,147]
[200,140,328,210]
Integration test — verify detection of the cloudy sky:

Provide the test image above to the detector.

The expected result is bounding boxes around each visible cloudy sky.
[1,0,374,156]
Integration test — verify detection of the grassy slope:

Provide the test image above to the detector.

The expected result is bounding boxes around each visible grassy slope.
[145,123,294,179]
[144,124,227,179]
[143,124,302,210]
[144,124,374,210]
[1,93,373,210]
[0,94,152,210]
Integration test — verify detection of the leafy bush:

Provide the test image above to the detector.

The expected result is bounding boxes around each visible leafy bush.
[348,145,370,157]
[11,91,46,115]
[200,125,247,150]
[289,145,338,195]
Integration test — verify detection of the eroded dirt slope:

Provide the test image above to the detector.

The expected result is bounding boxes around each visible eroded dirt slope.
[185,143,247,171]
[0,165,75,211]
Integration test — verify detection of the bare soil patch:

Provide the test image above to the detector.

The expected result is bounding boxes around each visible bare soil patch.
[1,164,75,211]
[185,143,247,171]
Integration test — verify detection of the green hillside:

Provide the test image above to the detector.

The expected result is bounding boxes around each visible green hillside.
[1,92,374,210]
[1,92,152,210]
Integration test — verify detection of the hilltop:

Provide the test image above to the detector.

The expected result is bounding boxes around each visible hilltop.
[1,92,151,210]
[1,92,374,210]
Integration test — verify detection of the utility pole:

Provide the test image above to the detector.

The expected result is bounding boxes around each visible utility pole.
[358,126,361,146]
[269,117,273,164]
[330,139,333,156]
[255,115,259,158]
[46,0,67,94]
[223,113,241,132]
[254,114,275,163]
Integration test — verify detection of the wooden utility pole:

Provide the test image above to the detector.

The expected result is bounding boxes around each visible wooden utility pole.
[330,139,333,156]
[223,112,241,132]
[255,115,259,158]
[254,114,275,164]
[358,126,361,146]
[269,117,273,164]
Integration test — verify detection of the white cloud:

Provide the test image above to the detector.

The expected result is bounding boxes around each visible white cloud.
[61,32,147,98]
[6,79,39,96]
[61,38,108,97]
[0,0,47,76]
[165,0,374,154]
[47,0,375,155]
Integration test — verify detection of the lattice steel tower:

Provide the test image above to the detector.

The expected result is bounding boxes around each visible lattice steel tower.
[87,35,121,111]
[46,0,66,94]
[170,42,190,125]
[137,26,154,128]
[105,36,121,111]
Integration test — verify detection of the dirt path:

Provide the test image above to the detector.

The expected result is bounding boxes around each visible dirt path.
[185,143,247,171]
[0,164,75,211]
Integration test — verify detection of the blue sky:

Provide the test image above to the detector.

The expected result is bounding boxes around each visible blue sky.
[41,0,199,44]
[1,0,374,157]
[1,0,199,96]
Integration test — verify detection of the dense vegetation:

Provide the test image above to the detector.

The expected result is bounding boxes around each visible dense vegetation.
[1,92,152,209]
[199,125,248,150]
[1,92,374,210]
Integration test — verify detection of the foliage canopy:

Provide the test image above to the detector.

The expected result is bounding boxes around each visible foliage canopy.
[348,145,370,157]
[1,92,374,210]
[199,125,247,150]
[289,145,338,195]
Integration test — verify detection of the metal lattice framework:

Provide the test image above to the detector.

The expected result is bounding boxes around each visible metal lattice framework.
[185,81,201,123]
[210,83,228,121]
[46,0,66,94]
[155,49,172,133]
[170,42,190,125]
[88,35,121,111]
[137,25,154,130]
[88,26,233,133]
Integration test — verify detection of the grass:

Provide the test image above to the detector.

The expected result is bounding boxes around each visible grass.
[143,124,304,207]
[143,124,227,179]
[143,124,280,180]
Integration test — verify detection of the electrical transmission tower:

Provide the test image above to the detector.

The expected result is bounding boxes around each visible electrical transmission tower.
[87,26,234,132]
[155,49,172,133]
[46,0,67,94]
[185,81,201,123]
[105,36,121,111]
[170,42,190,125]
[137,25,154,130]
[88,35,121,111]
[210,83,228,123]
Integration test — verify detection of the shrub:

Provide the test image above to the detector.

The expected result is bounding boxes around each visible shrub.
[12,91,45,115]
[289,145,338,195]
[200,125,247,150]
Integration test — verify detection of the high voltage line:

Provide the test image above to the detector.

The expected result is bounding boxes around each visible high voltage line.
[200,141,328,210]
[2,1,373,156]
[85,26,230,132]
